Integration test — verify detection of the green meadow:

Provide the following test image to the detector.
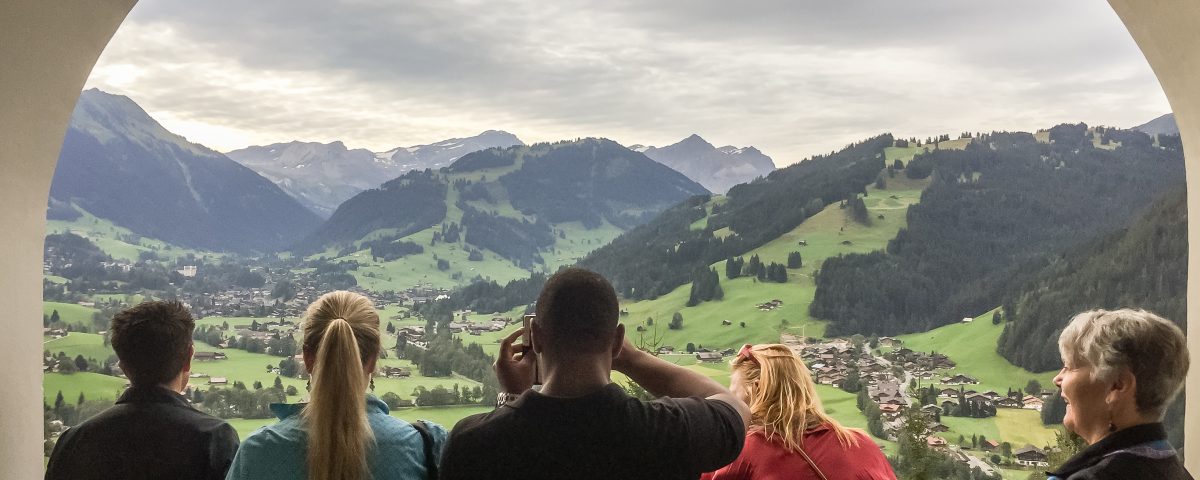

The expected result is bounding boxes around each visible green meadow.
[895,311,1057,395]
[43,302,99,328]
[47,204,221,263]
[44,372,126,404]
[617,174,931,352]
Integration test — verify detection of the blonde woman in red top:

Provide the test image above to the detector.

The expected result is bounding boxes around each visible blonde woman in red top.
[702,344,896,480]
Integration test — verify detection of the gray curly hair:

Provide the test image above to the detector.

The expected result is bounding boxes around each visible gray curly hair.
[1058,309,1189,419]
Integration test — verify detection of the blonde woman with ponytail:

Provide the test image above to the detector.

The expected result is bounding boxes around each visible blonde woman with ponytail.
[227,291,447,480]
[702,344,895,480]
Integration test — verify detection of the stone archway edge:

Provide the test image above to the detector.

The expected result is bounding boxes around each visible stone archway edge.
[1108,0,1200,472]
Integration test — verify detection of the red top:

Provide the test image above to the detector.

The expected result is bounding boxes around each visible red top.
[701,424,896,480]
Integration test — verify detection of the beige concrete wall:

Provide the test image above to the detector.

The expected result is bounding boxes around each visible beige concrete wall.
[0,0,135,478]
[1108,0,1200,472]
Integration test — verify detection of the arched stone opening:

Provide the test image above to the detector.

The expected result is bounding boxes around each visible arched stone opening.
[0,0,1196,477]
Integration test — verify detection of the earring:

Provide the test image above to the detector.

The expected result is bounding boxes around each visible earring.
[306,380,311,392]
[370,378,376,391]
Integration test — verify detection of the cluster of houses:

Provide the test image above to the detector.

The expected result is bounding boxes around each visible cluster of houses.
[405,285,451,304]
[883,347,956,381]
[446,312,512,336]
[799,339,895,388]
[794,333,1057,472]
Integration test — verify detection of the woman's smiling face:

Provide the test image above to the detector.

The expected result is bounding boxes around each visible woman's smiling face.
[1053,358,1113,442]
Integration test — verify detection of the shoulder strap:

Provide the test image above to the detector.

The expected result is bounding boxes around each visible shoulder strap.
[411,420,439,480]
[797,446,830,480]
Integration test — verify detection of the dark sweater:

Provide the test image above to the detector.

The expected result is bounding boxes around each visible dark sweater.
[45,385,239,480]
[1048,423,1191,480]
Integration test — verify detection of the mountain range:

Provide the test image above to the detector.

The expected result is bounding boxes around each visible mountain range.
[632,134,776,193]
[50,89,320,253]
[226,131,524,217]
[1132,113,1178,136]
[295,138,710,268]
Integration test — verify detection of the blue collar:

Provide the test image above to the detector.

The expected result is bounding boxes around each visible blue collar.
[269,393,390,420]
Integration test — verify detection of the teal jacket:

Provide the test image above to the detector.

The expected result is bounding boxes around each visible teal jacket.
[226,395,446,480]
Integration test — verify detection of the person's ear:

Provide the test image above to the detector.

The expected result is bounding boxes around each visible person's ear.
[365,355,377,374]
[611,323,625,358]
[530,320,545,355]
[1107,368,1137,406]
[182,343,194,374]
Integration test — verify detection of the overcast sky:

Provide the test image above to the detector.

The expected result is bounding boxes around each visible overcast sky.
[85,0,1170,165]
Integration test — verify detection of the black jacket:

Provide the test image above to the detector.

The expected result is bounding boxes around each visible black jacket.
[1048,423,1191,480]
[45,385,239,480]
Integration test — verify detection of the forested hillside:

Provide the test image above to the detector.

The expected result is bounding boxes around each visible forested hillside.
[290,138,707,289]
[998,187,1187,371]
[577,135,891,299]
[810,128,1185,336]
[294,169,449,253]
[53,89,321,253]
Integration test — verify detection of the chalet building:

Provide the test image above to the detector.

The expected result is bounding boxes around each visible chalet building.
[208,377,228,385]
[869,380,907,406]
[965,393,993,407]
[695,352,723,363]
[939,388,960,397]
[379,366,411,378]
[192,351,227,361]
[1023,395,1045,411]
[877,337,902,348]
[926,436,948,448]
[920,404,942,416]
[996,397,1022,408]
[981,440,1000,452]
[941,374,979,385]
[1014,445,1049,467]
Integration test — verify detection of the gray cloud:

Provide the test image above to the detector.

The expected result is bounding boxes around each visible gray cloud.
[87,0,1168,164]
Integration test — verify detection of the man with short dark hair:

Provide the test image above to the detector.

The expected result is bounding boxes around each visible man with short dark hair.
[440,268,750,480]
[45,301,239,480]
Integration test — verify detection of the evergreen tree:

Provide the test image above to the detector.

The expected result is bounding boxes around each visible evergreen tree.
[669,312,684,330]
[787,251,803,269]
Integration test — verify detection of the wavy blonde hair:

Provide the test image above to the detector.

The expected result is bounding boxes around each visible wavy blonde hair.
[733,343,861,451]
[301,291,381,480]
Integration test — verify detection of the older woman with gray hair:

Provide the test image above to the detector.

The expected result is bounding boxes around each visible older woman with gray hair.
[1048,308,1191,480]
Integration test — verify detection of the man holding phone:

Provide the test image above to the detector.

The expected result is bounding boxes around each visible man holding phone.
[440,267,750,480]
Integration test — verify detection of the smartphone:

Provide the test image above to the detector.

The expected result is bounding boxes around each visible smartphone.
[522,314,542,386]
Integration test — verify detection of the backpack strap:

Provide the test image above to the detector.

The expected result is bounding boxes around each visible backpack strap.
[411,420,439,480]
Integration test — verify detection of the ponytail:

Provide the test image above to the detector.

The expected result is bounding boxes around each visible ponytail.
[303,318,373,480]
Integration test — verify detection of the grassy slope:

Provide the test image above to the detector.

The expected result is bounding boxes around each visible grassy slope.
[344,156,625,292]
[46,204,220,263]
[44,372,126,404]
[43,302,98,328]
[895,311,1056,395]
[618,174,931,352]
[895,311,1062,451]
